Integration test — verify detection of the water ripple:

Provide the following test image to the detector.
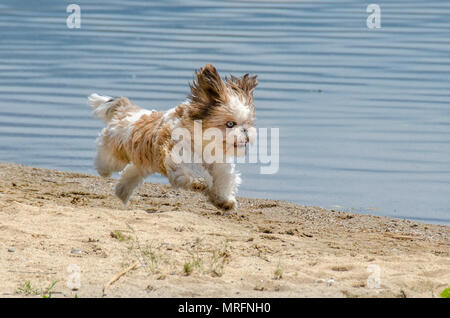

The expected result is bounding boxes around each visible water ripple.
[1,0,449,225]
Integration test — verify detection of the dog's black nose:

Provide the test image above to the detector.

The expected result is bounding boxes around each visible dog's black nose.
[242,128,249,142]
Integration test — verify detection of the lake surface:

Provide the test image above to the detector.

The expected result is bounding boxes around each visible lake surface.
[1,0,449,225]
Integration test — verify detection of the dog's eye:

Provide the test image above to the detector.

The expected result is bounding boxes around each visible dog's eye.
[226,121,236,128]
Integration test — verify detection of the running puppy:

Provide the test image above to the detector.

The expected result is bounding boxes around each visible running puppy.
[88,64,257,211]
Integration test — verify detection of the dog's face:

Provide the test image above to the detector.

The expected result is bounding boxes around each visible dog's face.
[187,64,258,158]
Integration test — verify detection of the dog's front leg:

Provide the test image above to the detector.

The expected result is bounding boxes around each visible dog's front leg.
[206,163,241,211]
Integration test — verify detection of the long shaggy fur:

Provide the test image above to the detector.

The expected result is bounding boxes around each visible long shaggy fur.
[89,64,258,210]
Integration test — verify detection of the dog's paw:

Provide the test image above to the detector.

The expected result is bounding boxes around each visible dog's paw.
[211,196,237,211]
[190,179,208,192]
[170,174,191,189]
[115,182,132,205]
[97,168,112,178]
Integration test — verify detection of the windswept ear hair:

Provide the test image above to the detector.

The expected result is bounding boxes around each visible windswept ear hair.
[189,64,228,106]
[225,73,258,98]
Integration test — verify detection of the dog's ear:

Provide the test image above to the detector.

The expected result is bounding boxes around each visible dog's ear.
[238,74,258,95]
[189,64,228,106]
[226,73,258,100]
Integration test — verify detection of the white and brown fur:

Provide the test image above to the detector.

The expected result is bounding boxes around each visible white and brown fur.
[88,64,257,210]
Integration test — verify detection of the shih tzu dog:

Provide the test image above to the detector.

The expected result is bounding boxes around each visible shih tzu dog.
[88,64,257,211]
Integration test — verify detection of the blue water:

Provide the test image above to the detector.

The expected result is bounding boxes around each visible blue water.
[1,0,449,225]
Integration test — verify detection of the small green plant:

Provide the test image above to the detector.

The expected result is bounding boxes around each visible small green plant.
[189,252,202,269]
[210,252,225,277]
[110,230,130,242]
[141,245,159,274]
[184,262,193,276]
[274,268,283,280]
[16,280,58,297]
[440,287,450,298]
[274,260,283,280]
[209,240,231,277]
[126,224,162,274]
[194,237,203,245]
[42,281,58,298]
[16,281,40,296]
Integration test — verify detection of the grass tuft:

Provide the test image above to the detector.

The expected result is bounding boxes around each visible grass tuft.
[184,262,193,276]
[16,281,40,296]
[110,230,130,242]
[16,280,58,298]
[441,287,450,298]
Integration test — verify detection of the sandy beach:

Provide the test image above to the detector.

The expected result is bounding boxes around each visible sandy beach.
[0,162,448,298]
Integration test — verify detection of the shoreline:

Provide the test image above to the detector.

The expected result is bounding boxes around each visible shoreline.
[0,162,449,297]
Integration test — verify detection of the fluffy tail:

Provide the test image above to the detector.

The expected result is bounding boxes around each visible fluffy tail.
[88,93,131,123]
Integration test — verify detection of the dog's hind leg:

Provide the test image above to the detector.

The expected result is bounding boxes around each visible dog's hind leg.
[115,164,148,205]
[94,145,127,178]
